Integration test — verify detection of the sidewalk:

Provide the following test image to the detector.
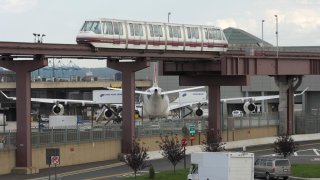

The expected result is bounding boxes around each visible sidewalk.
[1,133,320,180]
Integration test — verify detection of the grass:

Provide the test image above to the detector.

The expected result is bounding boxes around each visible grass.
[124,168,189,180]
[124,164,320,179]
[292,164,320,178]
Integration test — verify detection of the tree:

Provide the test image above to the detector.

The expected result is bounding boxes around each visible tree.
[273,134,298,158]
[201,129,225,152]
[148,164,155,179]
[158,133,185,174]
[124,139,149,179]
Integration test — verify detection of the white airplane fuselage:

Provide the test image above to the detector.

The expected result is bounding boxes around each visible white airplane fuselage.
[142,86,170,119]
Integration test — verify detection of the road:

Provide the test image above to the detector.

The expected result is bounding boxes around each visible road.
[1,140,319,180]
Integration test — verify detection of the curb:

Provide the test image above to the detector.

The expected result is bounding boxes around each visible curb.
[290,177,320,180]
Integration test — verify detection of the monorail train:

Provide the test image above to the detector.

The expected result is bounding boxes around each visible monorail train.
[76,18,228,52]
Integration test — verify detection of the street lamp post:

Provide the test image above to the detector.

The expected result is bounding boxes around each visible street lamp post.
[168,12,171,23]
[262,20,265,53]
[275,15,278,57]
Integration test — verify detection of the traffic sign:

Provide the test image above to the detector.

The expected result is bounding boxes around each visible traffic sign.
[189,124,196,136]
[181,138,187,147]
[197,121,202,132]
[51,156,60,165]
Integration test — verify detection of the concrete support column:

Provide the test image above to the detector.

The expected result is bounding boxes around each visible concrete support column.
[107,60,149,153]
[287,85,294,135]
[0,56,47,172]
[208,85,221,142]
[275,76,300,135]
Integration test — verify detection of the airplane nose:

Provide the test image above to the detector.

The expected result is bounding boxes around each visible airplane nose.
[154,89,158,93]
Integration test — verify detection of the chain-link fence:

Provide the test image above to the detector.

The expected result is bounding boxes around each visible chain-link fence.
[295,113,320,134]
[0,114,280,151]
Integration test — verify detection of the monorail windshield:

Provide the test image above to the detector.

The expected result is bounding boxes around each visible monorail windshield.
[81,21,101,34]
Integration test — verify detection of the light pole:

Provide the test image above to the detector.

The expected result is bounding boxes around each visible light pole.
[275,15,278,57]
[168,12,171,23]
[261,20,265,53]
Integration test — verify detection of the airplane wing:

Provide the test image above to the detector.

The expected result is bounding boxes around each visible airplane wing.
[168,87,308,110]
[161,86,205,95]
[0,91,95,105]
[220,87,308,102]
[169,99,207,111]
[106,87,151,95]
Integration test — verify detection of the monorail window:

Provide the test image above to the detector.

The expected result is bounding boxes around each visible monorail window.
[81,21,101,34]
[187,27,199,39]
[149,25,163,38]
[204,28,214,40]
[129,23,144,36]
[113,22,123,35]
[102,21,124,35]
[168,26,181,38]
[104,21,114,35]
[214,29,222,40]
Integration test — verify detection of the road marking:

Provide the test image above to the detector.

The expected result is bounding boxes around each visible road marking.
[84,171,132,180]
[28,162,125,180]
[84,171,149,180]
[314,148,320,156]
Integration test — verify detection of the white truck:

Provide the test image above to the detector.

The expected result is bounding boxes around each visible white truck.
[188,152,254,180]
[48,115,78,129]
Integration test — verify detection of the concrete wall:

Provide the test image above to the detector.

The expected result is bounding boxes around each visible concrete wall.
[0,126,277,175]
[0,150,15,175]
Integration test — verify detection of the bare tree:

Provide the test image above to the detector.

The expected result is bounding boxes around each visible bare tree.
[202,129,225,152]
[124,139,149,179]
[158,133,185,174]
[273,134,298,158]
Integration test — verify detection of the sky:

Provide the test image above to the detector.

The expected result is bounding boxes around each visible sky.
[1,0,320,67]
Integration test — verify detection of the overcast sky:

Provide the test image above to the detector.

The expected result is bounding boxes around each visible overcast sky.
[1,0,320,67]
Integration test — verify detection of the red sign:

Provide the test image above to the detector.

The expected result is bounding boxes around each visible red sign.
[189,136,195,141]
[181,138,187,147]
[51,156,60,165]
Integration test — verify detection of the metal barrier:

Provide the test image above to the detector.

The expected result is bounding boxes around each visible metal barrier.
[295,113,320,134]
[0,114,279,150]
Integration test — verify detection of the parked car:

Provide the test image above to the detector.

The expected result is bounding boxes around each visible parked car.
[232,110,243,117]
[254,156,291,180]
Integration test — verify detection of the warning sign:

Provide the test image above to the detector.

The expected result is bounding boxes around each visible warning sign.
[51,156,60,165]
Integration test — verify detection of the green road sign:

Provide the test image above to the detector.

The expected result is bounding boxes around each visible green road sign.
[189,124,196,136]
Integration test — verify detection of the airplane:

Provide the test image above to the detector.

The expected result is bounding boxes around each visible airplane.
[107,63,205,119]
[0,63,205,121]
[0,61,308,120]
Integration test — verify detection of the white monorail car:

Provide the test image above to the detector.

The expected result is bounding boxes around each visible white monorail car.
[76,18,228,52]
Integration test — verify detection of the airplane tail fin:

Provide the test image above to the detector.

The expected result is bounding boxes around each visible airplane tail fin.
[153,63,158,86]
[294,87,309,97]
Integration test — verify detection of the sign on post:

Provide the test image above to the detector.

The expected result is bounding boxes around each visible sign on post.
[51,156,60,165]
[46,148,60,165]
[181,138,187,147]
[197,121,202,132]
[189,124,196,137]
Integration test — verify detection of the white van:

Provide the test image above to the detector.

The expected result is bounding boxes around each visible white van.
[232,110,243,117]
[254,157,291,180]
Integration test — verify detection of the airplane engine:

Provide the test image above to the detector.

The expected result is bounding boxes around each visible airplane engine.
[195,108,203,116]
[243,101,256,114]
[52,104,64,115]
[104,108,114,118]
